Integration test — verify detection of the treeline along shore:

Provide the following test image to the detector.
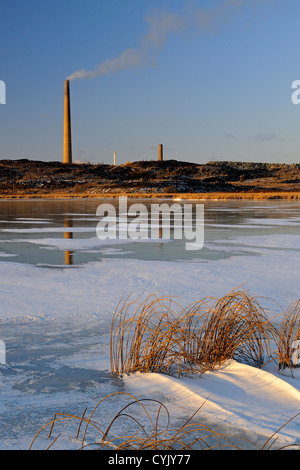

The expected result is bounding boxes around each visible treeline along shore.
[1,158,300,199]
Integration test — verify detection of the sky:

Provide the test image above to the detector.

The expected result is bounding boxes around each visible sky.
[1,0,300,165]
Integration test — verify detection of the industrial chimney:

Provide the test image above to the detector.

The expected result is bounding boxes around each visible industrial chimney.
[63,79,72,164]
[158,144,163,162]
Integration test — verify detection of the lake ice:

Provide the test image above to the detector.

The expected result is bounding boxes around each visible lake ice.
[0,198,300,450]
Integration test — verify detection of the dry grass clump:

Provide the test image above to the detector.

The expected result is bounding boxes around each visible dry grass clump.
[110,289,276,377]
[29,391,299,450]
[29,392,238,450]
[110,295,184,377]
[180,291,275,373]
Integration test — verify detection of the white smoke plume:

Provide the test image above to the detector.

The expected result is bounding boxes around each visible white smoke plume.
[67,0,271,81]
[67,48,144,81]
[67,8,184,81]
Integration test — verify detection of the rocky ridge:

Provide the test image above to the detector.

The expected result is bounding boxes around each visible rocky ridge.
[0,158,300,197]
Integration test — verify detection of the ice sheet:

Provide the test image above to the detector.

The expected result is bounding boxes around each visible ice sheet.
[1,199,300,450]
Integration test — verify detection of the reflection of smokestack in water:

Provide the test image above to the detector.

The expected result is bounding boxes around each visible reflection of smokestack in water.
[65,249,73,266]
[63,80,72,164]
[64,214,73,239]
[64,215,73,265]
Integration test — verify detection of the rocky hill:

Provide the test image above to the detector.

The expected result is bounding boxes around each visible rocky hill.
[0,158,300,198]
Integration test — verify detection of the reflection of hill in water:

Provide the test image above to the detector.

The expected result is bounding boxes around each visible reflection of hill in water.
[0,198,299,267]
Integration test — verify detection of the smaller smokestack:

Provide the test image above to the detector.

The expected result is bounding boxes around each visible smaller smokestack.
[158,144,163,162]
[63,79,72,164]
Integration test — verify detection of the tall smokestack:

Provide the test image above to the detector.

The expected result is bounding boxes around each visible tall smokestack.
[63,79,72,164]
[158,144,163,162]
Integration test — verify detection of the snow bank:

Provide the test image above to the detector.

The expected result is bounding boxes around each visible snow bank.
[125,360,300,448]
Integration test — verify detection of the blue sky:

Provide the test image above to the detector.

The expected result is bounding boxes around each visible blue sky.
[1,0,300,165]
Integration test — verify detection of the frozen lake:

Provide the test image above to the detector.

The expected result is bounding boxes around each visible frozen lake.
[0,198,300,449]
[0,198,300,265]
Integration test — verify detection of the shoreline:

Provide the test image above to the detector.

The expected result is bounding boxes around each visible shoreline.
[1,190,300,200]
